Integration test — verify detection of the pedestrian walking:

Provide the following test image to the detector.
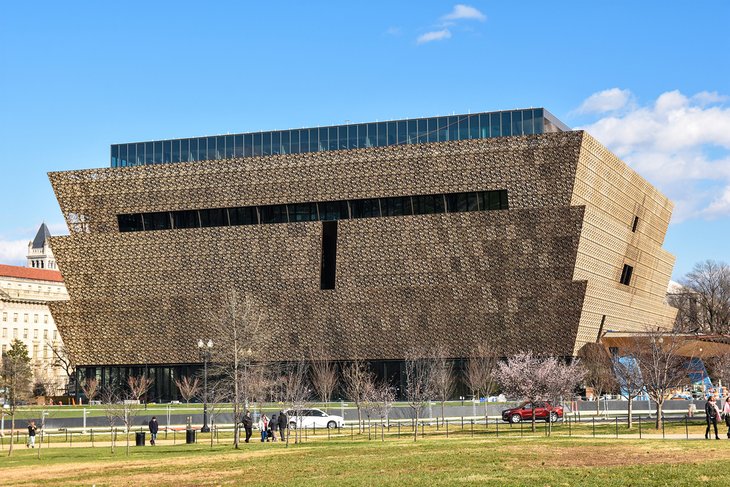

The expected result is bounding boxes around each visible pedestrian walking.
[242,410,253,443]
[269,413,278,442]
[258,414,268,442]
[705,396,721,440]
[148,416,159,445]
[27,421,37,448]
[723,395,730,439]
[278,410,288,441]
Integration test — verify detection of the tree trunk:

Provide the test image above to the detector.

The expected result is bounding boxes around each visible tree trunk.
[233,402,240,449]
[357,406,363,434]
[441,402,446,425]
[8,412,14,457]
[413,410,419,442]
[595,394,601,415]
[655,401,663,430]
[627,398,633,429]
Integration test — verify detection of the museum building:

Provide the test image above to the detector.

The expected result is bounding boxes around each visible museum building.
[48,108,677,400]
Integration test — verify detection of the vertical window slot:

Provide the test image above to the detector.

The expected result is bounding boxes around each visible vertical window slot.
[320,221,338,290]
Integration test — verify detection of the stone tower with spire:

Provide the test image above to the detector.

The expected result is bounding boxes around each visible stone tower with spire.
[27,223,57,270]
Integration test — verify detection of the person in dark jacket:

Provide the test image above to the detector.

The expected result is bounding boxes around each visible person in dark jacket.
[278,410,288,441]
[27,421,37,448]
[705,396,720,440]
[269,413,278,442]
[149,417,159,445]
[242,410,253,443]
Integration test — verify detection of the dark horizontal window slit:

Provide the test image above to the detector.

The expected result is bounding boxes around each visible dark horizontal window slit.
[117,190,509,232]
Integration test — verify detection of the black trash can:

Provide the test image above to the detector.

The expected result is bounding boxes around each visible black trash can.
[135,431,146,446]
[186,429,196,444]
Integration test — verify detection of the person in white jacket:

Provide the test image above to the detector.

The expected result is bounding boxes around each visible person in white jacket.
[257,414,268,442]
[723,396,730,439]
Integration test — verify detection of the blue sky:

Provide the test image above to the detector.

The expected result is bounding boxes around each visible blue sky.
[1,1,728,281]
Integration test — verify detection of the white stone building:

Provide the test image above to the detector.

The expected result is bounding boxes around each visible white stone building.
[0,224,69,394]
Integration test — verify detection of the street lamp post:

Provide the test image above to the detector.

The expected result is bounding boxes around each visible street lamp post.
[198,339,213,433]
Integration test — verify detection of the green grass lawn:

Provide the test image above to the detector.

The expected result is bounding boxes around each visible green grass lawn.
[1,434,730,486]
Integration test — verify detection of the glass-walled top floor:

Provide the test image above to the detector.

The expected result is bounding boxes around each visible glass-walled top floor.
[110,108,569,168]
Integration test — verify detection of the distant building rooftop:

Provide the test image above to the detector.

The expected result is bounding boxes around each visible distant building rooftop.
[111,108,570,167]
[0,264,63,283]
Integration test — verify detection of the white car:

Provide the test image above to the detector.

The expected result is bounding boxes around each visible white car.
[285,408,345,429]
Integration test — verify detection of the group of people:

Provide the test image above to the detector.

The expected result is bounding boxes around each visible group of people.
[241,409,288,443]
[704,395,730,439]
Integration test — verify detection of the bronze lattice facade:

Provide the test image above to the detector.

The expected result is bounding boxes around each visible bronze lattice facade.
[48,128,677,374]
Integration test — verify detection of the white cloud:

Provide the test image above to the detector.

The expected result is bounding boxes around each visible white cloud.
[417,29,452,44]
[704,186,730,219]
[416,4,485,44]
[578,89,730,222]
[575,88,632,114]
[0,239,28,265]
[442,4,486,22]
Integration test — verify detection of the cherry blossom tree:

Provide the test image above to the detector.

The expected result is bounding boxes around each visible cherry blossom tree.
[497,351,584,432]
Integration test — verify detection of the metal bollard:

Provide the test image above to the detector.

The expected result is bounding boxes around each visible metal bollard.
[639,415,642,439]
[471,419,474,437]
[446,419,449,438]
[496,418,499,438]
[398,422,400,439]
[615,417,618,438]
[350,424,354,440]
[685,415,689,440]
[592,417,595,438]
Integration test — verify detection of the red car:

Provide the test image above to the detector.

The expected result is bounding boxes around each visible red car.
[501,401,563,423]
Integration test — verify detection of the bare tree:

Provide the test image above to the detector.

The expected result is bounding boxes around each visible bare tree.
[310,351,338,414]
[206,381,229,449]
[100,388,124,454]
[1,340,33,457]
[342,359,375,433]
[577,343,619,414]
[174,376,201,404]
[208,290,267,449]
[32,366,61,399]
[613,353,645,429]
[668,290,699,332]
[80,377,100,404]
[281,360,310,445]
[633,328,691,429]
[127,375,153,402]
[674,260,730,333]
[371,382,395,442]
[46,339,75,391]
[463,344,499,416]
[708,352,730,388]
[404,348,435,442]
[497,351,584,433]
[430,345,455,424]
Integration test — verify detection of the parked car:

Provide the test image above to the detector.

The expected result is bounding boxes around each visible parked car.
[501,401,563,423]
[285,408,345,429]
